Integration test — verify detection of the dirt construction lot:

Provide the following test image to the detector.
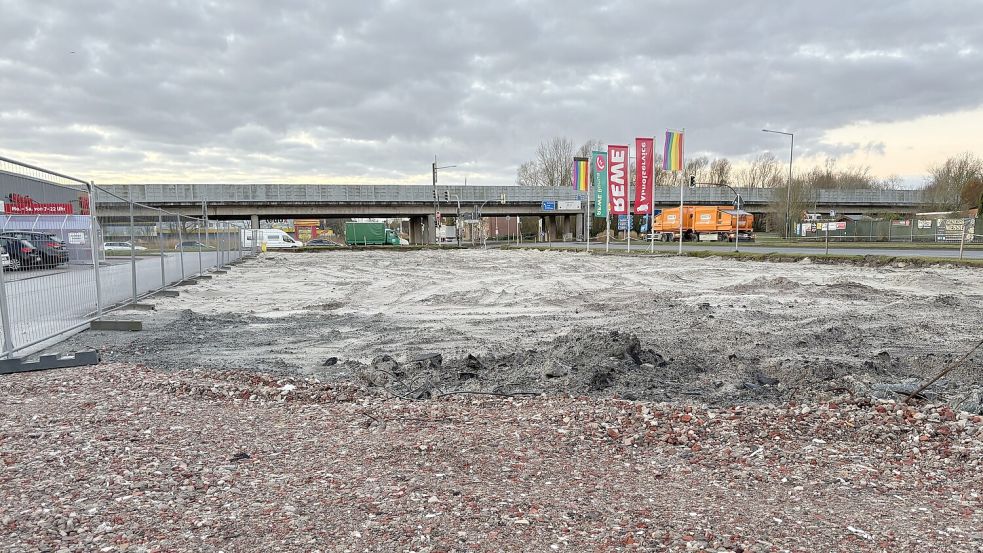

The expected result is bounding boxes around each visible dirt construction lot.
[3,250,983,551]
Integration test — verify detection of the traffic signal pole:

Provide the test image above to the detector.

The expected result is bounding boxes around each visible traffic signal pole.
[432,160,439,246]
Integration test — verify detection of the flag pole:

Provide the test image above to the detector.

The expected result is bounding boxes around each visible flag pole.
[677,128,686,255]
[586,163,591,252]
[605,212,610,252]
[650,135,656,254]
[627,153,632,254]
[678,172,685,255]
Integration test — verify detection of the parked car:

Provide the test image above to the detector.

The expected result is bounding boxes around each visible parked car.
[304,238,344,247]
[104,241,148,252]
[0,237,44,271]
[174,241,213,250]
[0,231,69,267]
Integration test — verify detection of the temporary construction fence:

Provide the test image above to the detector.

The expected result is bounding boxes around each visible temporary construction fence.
[0,155,258,359]
[795,216,982,244]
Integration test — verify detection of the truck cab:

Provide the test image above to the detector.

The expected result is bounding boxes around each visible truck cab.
[385,228,400,245]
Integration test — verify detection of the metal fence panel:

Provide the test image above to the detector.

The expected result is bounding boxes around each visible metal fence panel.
[0,156,257,359]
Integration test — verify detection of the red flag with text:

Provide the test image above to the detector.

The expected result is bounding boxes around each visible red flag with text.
[607,145,629,215]
[634,137,653,214]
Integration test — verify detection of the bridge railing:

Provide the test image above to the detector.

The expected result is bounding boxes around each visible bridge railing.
[97,183,927,208]
[97,184,589,205]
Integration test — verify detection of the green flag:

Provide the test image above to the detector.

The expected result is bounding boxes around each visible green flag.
[591,151,608,218]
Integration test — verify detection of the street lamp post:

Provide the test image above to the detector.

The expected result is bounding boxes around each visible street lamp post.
[762,129,794,239]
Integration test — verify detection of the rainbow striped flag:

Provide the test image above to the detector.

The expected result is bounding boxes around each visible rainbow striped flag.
[573,157,589,191]
[663,130,684,172]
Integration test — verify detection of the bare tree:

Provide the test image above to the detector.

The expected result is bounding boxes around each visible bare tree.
[733,153,785,188]
[516,160,542,186]
[708,158,731,184]
[576,139,605,159]
[653,153,672,186]
[767,179,814,235]
[517,137,595,187]
[923,152,983,211]
[536,137,575,187]
[685,156,710,184]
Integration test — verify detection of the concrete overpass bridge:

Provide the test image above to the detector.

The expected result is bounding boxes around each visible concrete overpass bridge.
[94,184,930,243]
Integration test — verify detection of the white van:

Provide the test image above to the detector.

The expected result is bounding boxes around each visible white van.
[241,228,304,249]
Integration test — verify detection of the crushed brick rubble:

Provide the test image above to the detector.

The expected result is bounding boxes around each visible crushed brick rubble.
[2,364,982,552]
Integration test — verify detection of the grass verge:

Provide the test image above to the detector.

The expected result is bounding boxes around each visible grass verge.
[506,245,983,268]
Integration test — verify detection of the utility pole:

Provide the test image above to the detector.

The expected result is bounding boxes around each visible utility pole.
[432,159,438,245]
[432,156,457,245]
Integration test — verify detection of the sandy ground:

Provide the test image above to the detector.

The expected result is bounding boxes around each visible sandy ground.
[57,249,983,407]
[6,250,983,552]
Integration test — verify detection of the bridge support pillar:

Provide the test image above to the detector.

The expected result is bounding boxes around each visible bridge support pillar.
[575,214,584,241]
[409,216,433,245]
[546,216,557,242]
[250,214,260,229]
[425,215,436,245]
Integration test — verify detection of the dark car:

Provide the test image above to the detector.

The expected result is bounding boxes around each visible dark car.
[174,241,213,250]
[0,231,69,267]
[0,237,44,271]
[305,238,344,247]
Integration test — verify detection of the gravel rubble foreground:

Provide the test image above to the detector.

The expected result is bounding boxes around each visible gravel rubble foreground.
[2,364,982,552]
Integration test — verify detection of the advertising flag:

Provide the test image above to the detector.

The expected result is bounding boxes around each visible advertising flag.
[634,137,654,214]
[663,130,684,172]
[607,145,629,215]
[573,157,589,192]
[591,151,608,218]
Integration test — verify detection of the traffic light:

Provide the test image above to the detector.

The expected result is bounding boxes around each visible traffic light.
[443,191,450,202]
[689,175,697,188]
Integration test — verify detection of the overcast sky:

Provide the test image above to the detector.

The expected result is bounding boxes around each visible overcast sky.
[1,0,981,186]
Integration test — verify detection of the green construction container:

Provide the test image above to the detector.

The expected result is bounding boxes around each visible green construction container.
[345,222,400,246]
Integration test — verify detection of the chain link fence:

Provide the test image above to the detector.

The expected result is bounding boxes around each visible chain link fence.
[0,155,256,359]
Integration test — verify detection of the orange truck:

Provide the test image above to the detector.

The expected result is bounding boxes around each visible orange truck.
[650,205,754,242]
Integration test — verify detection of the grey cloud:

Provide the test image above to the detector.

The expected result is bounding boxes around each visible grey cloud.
[0,0,981,183]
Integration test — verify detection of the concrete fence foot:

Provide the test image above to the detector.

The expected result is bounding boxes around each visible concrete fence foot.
[90,320,142,332]
[0,350,100,375]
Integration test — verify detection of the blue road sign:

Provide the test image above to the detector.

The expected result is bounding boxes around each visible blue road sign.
[617,215,630,230]
[542,201,557,211]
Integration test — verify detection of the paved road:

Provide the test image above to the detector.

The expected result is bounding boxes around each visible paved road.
[1,249,245,356]
[519,241,983,259]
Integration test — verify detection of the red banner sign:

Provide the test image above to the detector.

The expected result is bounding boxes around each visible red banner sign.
[634,137,654,214]
[3,194,74,215]
[607,145,629,215]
